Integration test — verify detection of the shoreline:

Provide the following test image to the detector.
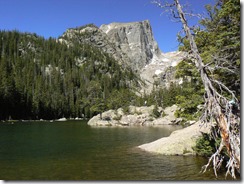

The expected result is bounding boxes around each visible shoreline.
[0,118,88,123]
[138,121,211,156]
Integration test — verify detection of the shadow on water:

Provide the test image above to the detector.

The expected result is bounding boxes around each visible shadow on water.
[0,120,239,180]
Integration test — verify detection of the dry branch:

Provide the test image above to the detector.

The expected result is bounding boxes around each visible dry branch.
[174,0,240,177]
[153,0,240,178]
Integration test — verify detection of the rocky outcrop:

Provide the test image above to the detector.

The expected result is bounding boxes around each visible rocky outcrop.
[138,121,211,155]
[100,21,187,93]
[59,21,188,93]
[59,24,131,67]
[140,51,187,93]
[100,20,162,71]
[87,105,182,126]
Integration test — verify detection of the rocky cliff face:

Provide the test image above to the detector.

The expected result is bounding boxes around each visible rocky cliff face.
[59,21,187,93]
[100,20,187,93]
[140,51,187,93]
[58,24,131,68]
[100,20,161,71]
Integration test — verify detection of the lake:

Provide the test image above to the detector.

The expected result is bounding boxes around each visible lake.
[0,120,235,180]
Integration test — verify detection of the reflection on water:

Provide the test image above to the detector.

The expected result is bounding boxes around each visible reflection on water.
[0,121,237,180]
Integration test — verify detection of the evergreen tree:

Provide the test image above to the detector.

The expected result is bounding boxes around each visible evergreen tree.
[0,29,141,120]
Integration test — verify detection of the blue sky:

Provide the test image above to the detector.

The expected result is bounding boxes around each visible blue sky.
[0,0,215,52]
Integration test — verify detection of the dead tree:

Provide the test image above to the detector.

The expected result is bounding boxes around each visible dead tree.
[152,0,240,178]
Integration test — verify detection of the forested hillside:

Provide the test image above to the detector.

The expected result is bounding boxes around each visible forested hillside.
[0,0,240,126]
[0,30,141,120]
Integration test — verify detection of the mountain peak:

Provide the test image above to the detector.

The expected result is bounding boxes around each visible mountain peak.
[59,20,185,93]
[100,20,150,28]
[100,20,161,71]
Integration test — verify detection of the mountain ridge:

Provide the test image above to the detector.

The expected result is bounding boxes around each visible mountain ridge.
[59,20,186,93]
[0,20,186,120]
[100,20,162,71]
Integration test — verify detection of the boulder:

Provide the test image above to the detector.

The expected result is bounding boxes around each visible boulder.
[87,110,120,126]
[56,117,67,121]
[87,105,180,127]
[138,121,211,155]
[152,104,181,125]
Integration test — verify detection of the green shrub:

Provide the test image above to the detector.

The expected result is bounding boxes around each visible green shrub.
[122,106,130,115]
[193,132,223,157]
[193,133,214,157]
[152,105,161,118]
[175,93,203,121]
[161,111,167,117]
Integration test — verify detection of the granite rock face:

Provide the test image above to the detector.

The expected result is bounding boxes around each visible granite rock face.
[59,21,187,93]
[58,24,131,67]
[100,20,162,71]
[140,51,187,93]
[100,20,187,93]
[138,121,211,155]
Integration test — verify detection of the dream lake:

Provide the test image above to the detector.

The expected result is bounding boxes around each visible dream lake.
[0,120,233,180]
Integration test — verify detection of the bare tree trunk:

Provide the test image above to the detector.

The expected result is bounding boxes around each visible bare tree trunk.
[174,0,240,177]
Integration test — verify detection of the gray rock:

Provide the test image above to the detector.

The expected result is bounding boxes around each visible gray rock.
[59,21,189,93]
[87,105,180,127]
[138,121,211,155]
[139,51,187,93]
[186,120,197,125]
[100,20,161,71]
[151,105,180,125]
[59,25,131,68]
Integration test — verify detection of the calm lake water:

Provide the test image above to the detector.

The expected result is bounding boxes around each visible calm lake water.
[0,120,236,180]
